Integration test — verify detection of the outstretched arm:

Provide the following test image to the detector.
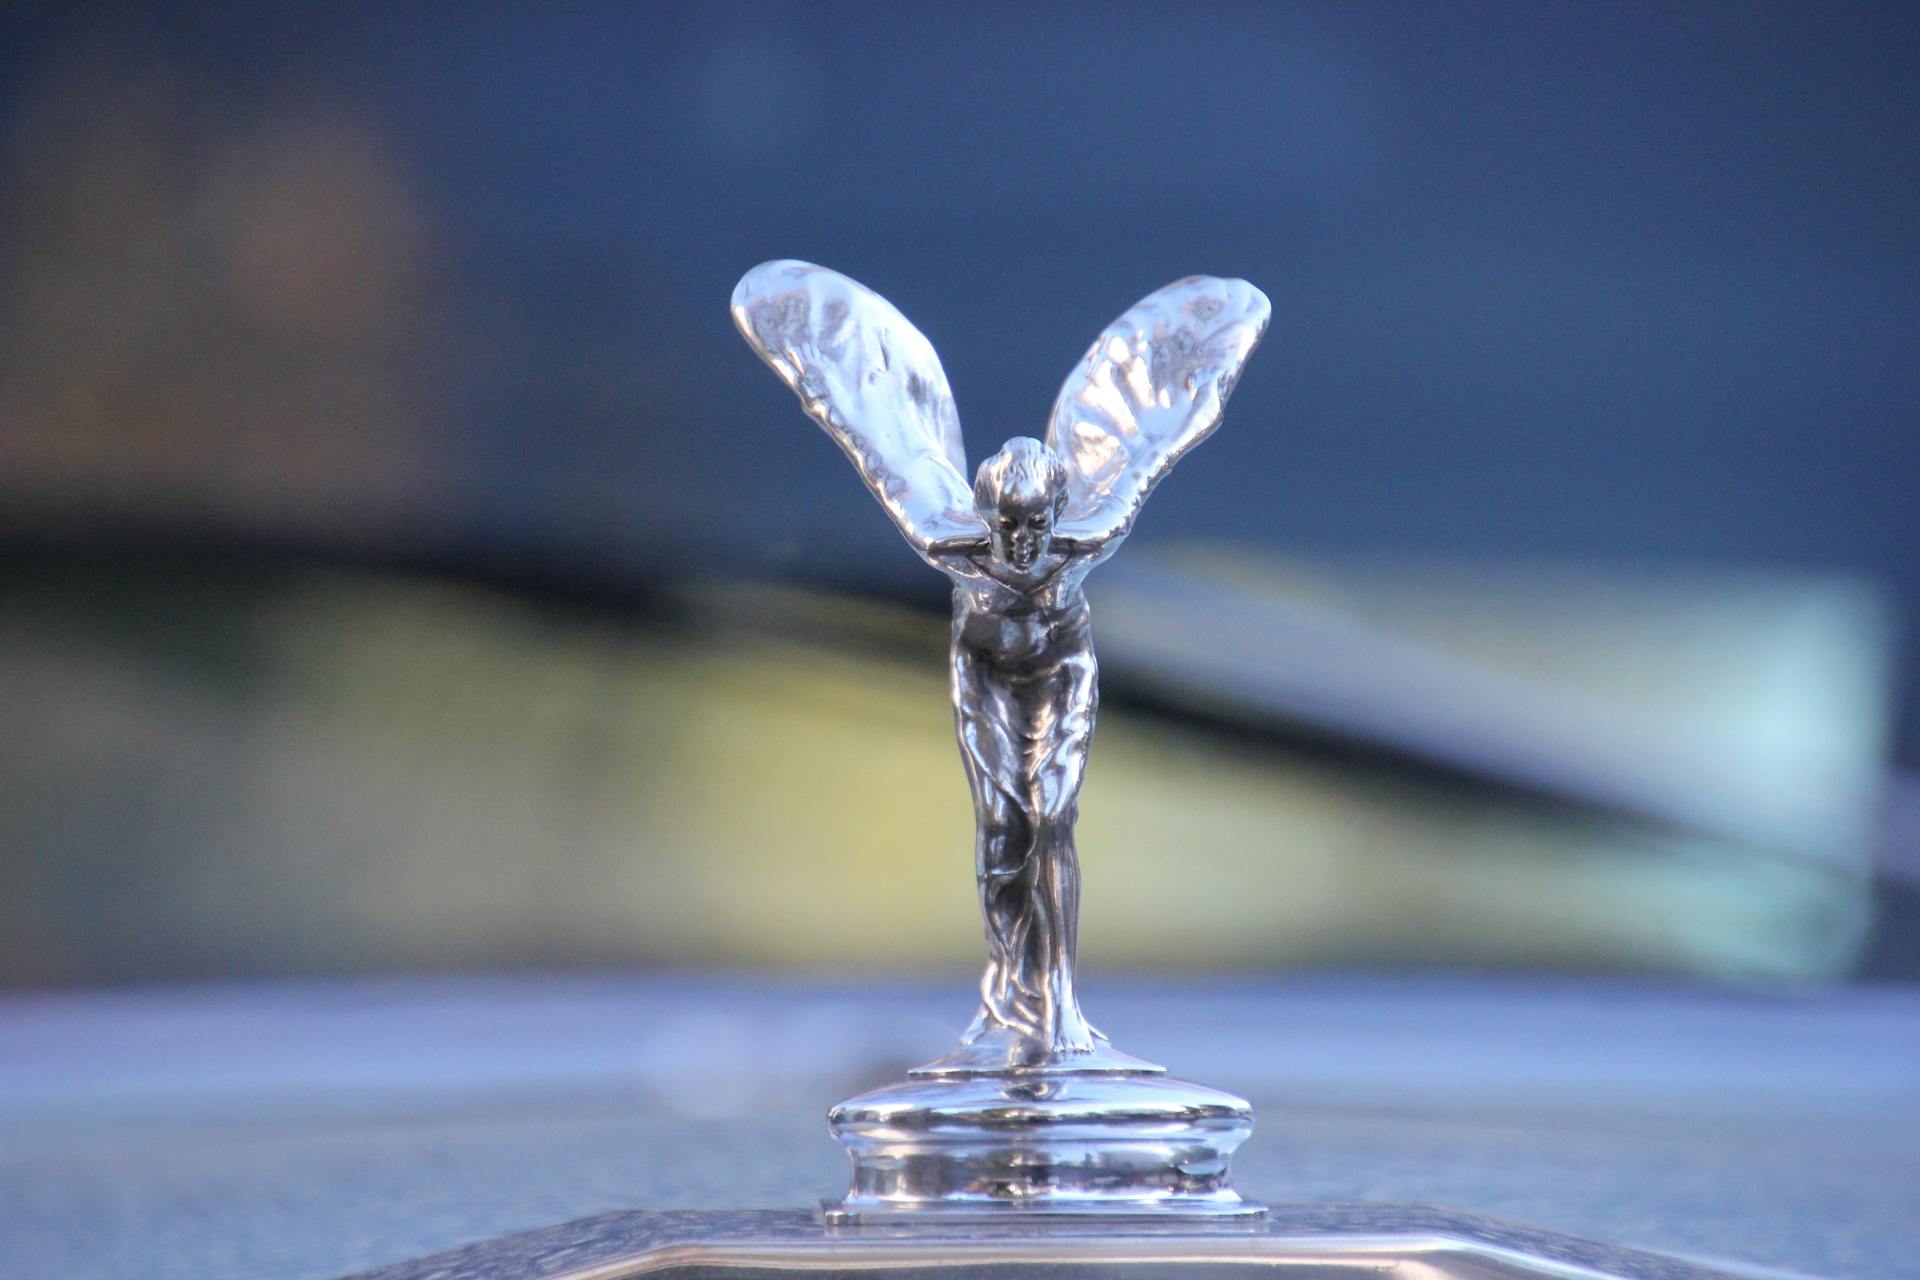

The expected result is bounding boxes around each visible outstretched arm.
[1052,496,1134,560]
[927,527,991,558]
[732,260,987,562]
[1049,517,1119,566]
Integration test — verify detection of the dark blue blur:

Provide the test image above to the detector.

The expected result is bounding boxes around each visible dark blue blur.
[2,2,1916,751]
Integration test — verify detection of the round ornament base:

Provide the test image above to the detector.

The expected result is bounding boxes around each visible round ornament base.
[822,1068,1261,1224]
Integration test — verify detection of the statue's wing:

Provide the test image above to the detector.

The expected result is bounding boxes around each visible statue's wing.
[1045,275,1270,546]
[732,260,984,557]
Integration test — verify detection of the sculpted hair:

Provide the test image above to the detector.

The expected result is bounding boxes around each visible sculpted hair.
[974,437,1068,512]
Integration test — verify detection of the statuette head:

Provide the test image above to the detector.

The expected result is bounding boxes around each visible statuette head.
[974,436,1067,571]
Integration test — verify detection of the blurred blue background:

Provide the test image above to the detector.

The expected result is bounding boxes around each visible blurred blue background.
[1,1,1916,985]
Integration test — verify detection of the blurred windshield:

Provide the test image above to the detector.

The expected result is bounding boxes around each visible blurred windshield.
[2,2,1915,987]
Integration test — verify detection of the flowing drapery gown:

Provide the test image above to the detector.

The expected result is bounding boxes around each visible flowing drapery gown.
[944,557,1102,1062]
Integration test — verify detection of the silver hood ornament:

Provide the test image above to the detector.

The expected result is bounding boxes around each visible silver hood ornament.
[733,260,1270,1221]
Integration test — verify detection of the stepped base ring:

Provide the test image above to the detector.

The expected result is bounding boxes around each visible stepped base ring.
[823,1070,1261,1224]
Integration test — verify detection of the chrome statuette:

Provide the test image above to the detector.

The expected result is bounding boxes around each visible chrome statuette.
[732,260,1270,1221]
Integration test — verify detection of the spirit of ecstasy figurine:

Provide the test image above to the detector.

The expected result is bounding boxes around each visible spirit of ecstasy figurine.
[358,268,1730,1279]
[359,270,1725,1277]
[733,260,1270,1221]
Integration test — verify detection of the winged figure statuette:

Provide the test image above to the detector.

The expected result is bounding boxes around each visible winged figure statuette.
[733,260,1270,1072]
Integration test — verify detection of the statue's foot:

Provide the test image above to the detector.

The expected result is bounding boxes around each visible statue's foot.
[912,1023,1165,1077]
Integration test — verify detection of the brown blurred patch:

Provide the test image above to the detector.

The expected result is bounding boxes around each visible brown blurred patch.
[0,37,454,543]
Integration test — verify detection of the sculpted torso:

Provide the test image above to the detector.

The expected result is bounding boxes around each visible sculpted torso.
[947,553,1093,672]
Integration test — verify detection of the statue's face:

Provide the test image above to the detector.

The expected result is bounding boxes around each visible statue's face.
[988,491,1056,571]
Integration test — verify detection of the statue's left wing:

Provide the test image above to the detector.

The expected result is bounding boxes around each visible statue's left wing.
[732,260,983,559]
[1046,276,1270,548]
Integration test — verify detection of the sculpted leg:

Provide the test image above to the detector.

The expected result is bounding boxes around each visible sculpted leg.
[953,648,1045,1048]
[1029,813,1095,1053]
[1026,642,1100,1054]
[975,794,1043,1037]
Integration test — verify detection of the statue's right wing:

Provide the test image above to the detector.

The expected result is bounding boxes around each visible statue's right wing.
[732,260,984,559]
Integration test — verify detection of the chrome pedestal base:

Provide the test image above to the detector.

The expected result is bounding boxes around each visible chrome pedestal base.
[822,1051,1260,1223]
